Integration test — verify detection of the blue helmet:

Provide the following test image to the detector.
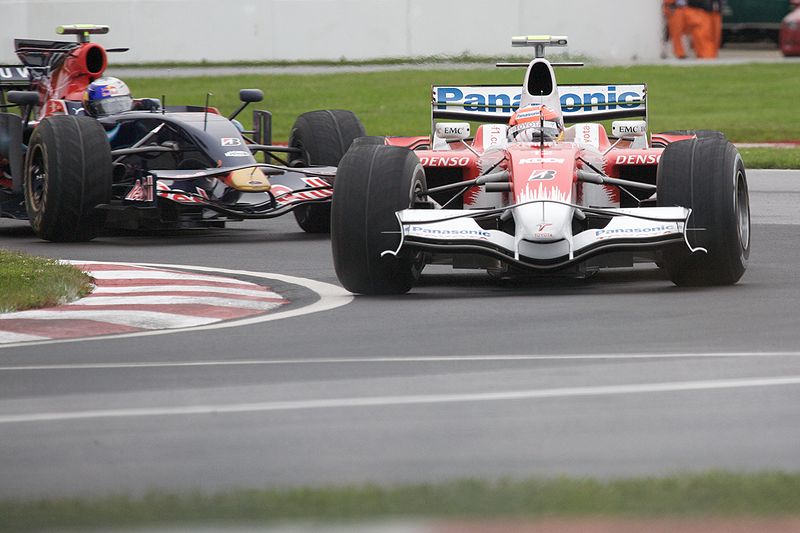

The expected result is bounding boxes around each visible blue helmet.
[83,77,132,117]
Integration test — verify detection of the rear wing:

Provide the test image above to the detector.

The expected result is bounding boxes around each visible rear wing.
[431,83,647,124]
[0,66,32,88]
[0,66,32,106]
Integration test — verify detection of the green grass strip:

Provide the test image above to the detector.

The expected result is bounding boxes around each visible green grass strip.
[0,249,93,313]
[3,471,800,531]
[739,148,800,169]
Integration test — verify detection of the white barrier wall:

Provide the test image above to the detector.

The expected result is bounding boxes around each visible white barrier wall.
[1,0,663,65]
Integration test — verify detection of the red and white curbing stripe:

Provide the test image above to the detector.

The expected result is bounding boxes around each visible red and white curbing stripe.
[0,261,288,344]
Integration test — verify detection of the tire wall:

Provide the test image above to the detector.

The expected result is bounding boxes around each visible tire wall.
[2,1,662,64]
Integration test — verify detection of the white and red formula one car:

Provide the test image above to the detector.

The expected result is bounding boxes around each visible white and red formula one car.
[331,36,750,294]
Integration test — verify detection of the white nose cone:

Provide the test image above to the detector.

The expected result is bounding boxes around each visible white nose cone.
[514,202,573,243]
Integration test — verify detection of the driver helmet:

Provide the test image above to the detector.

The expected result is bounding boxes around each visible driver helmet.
[83,77,133,117]
[507,104,563,143]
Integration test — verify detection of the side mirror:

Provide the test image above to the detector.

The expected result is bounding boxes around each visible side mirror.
[132,97,161,111]
[432,122,470,150]
[7,91,40,107]
[435,122,471,141]
[229,89,264,121]
[239,89,263,103]
[612,120,647,139]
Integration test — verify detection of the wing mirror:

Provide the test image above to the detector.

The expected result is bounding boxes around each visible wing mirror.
[432,122,471,150]
[435,122,471,141]
[239,89,264,103]
[612,120,647,139]
[229,89,264,121]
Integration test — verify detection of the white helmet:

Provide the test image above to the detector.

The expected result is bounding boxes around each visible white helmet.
[507,104,563,143]
[83,77,133,117]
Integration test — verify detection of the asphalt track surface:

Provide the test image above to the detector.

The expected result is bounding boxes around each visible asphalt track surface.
[0,169,799,499]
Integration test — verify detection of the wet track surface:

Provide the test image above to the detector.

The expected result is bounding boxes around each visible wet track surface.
[0,169,799,498]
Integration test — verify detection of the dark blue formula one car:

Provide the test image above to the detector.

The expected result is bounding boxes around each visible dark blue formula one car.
[0,24,362,241]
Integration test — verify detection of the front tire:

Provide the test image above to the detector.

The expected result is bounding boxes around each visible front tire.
[331,144,426,295]
[287,110,365,233]
[657,137,750,286]
[24,115,112,242]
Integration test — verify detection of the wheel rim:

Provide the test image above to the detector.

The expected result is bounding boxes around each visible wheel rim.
[27,144,47,212]
[735,167,750,250]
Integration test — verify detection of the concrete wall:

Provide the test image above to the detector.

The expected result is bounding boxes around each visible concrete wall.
[0,0,662,65]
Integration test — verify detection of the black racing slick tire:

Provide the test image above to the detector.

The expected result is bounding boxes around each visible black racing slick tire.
[331,144,426,295]
[287,109,365,233]
[656,137,750,286]
[23,115,112,242]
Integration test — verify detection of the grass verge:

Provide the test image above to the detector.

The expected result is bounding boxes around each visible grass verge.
[0,249,93,313]
[738,148,800,169]
[2,471,800,532]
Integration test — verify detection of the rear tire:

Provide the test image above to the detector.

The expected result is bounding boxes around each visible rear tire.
[331,144,426,295]
[287,110,365,233]
[24,115,112,242]
[656,137,750,286]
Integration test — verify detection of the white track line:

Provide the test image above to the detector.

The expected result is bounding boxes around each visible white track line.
[71,295,283,309]
[3,309,223,329]
[91,285,275,297]
[2,351,800,372]
[0,262,353,349]
[86,270,254,284]
[1,375,799,424]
